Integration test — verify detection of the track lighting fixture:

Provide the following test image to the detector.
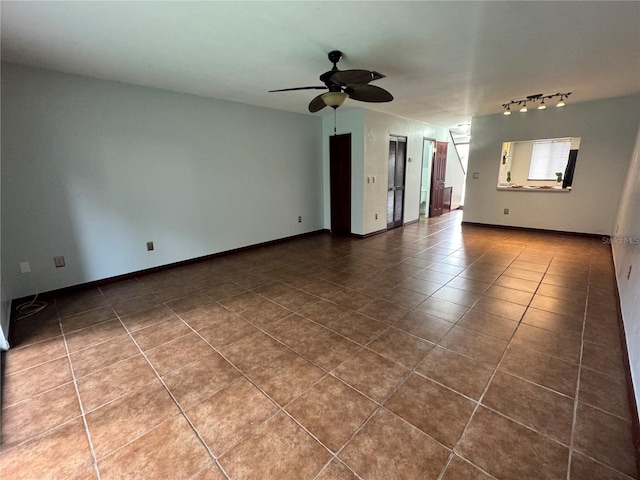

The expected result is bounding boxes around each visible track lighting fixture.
[502,92,571,115]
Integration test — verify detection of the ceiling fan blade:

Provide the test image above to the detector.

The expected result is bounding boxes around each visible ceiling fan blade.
[308,94,327,113]
[269,86,327,92]
[330,69,374,86]
[346,85,393,103]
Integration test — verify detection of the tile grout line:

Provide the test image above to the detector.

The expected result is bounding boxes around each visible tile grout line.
[178,307,376,479]
[168,302,341,477]
[241,234,592,478]
[433,337,512,475]
[175,293,438,478]
[403,244,520,480]
[109,309,232,478]
[565,256,591,480]
[434,245,554,480]
[54,298,102,480]
[9,217,633,479]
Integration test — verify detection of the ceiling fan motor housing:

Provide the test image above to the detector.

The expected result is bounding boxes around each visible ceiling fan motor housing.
[328,50,343,66]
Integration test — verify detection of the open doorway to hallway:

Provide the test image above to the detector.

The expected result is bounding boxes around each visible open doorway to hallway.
[420,125,470,219]
[419,139,435,218]
[419,139,450,218]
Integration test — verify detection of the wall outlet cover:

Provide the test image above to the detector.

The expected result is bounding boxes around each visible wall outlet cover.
[54,256,66,268]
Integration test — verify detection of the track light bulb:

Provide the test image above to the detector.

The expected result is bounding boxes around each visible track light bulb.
[556,97,566,107]
[503,105,511,115]
[538,100,546,110]
[519,103,527,113]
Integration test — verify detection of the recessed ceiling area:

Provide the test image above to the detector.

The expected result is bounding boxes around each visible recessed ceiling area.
[2,1,639,128]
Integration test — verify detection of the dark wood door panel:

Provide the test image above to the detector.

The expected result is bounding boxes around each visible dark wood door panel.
[330,134,351,235]
[429,141,447,217]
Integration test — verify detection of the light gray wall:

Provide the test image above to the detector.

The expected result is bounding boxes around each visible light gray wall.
[464,95,640,234]
[1,63,323,302]
[362,111,447,233]
[612,126,640,421]
[0,174,8,349]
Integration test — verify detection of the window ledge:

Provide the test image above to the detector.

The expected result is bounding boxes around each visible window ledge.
[497,185,571,192]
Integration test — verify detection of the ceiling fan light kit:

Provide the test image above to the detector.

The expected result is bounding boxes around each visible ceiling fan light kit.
[321,91,348,108]
[502,92,571,115]
[269,50,393,113]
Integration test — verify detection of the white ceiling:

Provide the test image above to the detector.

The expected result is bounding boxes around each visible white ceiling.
[2,1,639,128]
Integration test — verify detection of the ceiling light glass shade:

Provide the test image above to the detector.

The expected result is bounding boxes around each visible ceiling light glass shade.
[503,106,511,115]
[322,92,348,108]
[538,100,546,110]
[519,103,528,113]
[556,97,566,107]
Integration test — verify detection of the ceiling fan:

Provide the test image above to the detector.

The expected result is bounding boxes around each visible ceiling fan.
[269,50,393,112]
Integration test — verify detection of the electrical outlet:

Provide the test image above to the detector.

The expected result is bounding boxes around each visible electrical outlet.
[147,241,154,251]
[472,172,479,179]
[375,213,378,220]
[298,216,302,223]
[503,208,509,215]
[19,262,31,274]
[367,177,370,184]
[54,256,66,268]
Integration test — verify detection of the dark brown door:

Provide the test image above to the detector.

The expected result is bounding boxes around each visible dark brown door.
[330,134,351,235]
[387,137,407,229]
[429,141,448,217]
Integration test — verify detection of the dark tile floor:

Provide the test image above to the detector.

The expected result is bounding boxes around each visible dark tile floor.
[1,211,637,479]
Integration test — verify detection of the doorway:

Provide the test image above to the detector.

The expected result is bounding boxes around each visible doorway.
[387,136,407,229]
[429,141,448,217]
[330,134,351,235]
[420,139,435,217]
